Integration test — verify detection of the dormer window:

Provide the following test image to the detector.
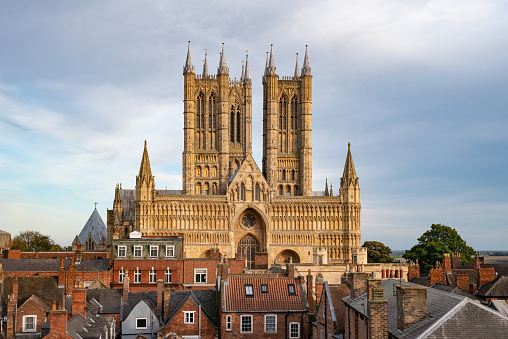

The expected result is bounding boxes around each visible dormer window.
[134,246,142,258]
[245,284,254,297]
[117,246,126,258]
[261,284,268,293]
[288,284,296,295]
[150,246,158,258]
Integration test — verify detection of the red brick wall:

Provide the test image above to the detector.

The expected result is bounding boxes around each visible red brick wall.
[368,287,387,339]
[161,297,217,338]
[429,268,445,285]
[407,265,420,282]
[220,312,306,339]
[478,267,496,287]
[15,299,48,334]
[45,310,72,339]
[455,273,469,291]
[314,289,335,339]
[396,285,427,331]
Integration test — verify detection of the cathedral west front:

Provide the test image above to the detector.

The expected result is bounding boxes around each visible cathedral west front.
[107,43,362,268]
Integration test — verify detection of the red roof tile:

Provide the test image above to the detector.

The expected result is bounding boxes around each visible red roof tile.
[223,275,306,312]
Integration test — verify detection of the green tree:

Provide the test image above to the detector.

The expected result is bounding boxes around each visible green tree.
[403,224,475,273]
[363,241,394,263]
[11,230,62,252]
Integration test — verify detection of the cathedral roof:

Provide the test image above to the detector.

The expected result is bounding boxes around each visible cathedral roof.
[77,208,107,245]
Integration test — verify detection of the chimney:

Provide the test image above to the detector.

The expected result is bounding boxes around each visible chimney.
[307,270,314,313]
[368,286,388,339]
[451,252,462,269]
[122,270,130,302]
[66,264,77,295]
[157,279,164,310]
[396,285,427,331]
[221,262,230,282]
[76,245,83,263]
[367,278,382,300]
[163,287,171,321]
[6,275,19,339]
[48,309,69,337]
[478,266,496,287]
[58,259,65,288]
[286,259,295,278]
[429,266,445,285]
[72,288,86,317]
[407,262,420,282]
[442,253,451,273]
[12,274,19,301]
[349,272,369,299]
[455,272,469,291]
[474,253,484,271]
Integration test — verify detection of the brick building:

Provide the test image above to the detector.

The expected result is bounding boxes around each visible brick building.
[313,281,350,339]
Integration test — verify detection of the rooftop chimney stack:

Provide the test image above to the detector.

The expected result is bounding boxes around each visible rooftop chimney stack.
[396,285,428,331]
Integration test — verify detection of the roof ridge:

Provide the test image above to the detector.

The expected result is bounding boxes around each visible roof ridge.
[414,298,468,339]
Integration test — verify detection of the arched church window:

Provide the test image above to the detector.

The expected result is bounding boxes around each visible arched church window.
[212,167,217,177]
[236,107,241,143]
[196,166,201,177]
[286,185,291,196]
[204,183,209,195]
[290,96,297,130]
[212,182,217,195]
[204,166,209,177]
[282,170,286,181]
[230,105,235,143]
[278,185,283,196]
[240,183,245,201]
[255,183,260,201]
[237,234,260,270]
[294,185,299,196]
[196,182,201,195]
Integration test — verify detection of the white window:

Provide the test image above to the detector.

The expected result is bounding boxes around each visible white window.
[165,268,172,283]
[134,268,141,283]
[288,284,296,295]
[240,315,252,333]
[289,322,300,338]
[117,246,126,258]
[320,330,324,339]
[166,245,175,257]
[245,284,254,297]
[226,315,232,331]
[22,315,36,332]
[149,268,156,283]
[194,268,207,283]
[83,281,93,288]
[150,245,159,258]
[134,246,143,258]
[264,314,277,333]
[184,311,195,324]
[261,284,268,293]
[119,268,125,283]
[136,318,147,329]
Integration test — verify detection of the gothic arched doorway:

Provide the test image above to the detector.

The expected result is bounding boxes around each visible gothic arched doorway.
[275,249,301,264]
[237,234,260,269]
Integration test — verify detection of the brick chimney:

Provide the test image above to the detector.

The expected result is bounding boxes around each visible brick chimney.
[429,266,445,285]
[58,259,65,288]
[368,286,388,339]
[72,288,86,317]
[396,285,427,331]
[12,274,18,301]
[47,309,69,338]
[474,253,485,271]
[75,245,83,263]
[220,262,230,282]
[307,270,314,313]
[349,272,369,299]
[254,251,268,269]
[163,287,171,321]
[451,252,462,269]
[478,266,496,287]
[286,258,295,278]
[6,275,19,339]
[455,272,469,291]
[122,270,130,302]
[157,279,164,311]
[442,253,452,273]
[66,263,77,295]
[367,278,382,301]
[407,262,420,282]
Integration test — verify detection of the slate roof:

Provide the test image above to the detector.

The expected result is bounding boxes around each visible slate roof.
[429,283,482,301]
[223,275,306,312]
[492,300,508,317]
[446,269,478,286]
[122,291,161,320]
[166,290,218,327]
[86,289,122,314]
[410,277,430,286]
[343,279,508,338]
[477,276,508,297]
[76,259,110,272]
[120,189,135,220]
[2,276,63,309]
[1,258,71,271]
[77,208,107,245]
[67,312,117,339]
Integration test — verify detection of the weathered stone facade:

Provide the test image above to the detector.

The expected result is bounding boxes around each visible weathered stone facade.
[107,44,362,266]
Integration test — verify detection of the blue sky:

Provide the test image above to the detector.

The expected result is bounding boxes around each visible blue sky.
[0,1,507,250]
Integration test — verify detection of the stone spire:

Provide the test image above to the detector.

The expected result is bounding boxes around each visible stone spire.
[113,183,124,224]
[138,140,153,181]
[340,142,360,203]
[183,41,195,74]
[241,64,245,81]
[202,51,208,77]
[302,45,311,76]
[243,54,251,84]
[266,44,276,75]
[136,140,155,201]
[330,184,333,197]
[342,142,357,183]
[325,178,329,196]
[294,53,301,79]
[263,51,269,78]
[217,43,229,75]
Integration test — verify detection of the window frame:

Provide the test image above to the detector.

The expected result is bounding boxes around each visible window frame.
[289,322,300,338]
[165,268,172,283]
[264,314,277,333]
[149,268,156,283]
[149,245,159,258]
[136,317,148,330]
[240,315,253,333]
[134,245,143,258]
[184,311,195,324]
[261,284,268,293]
[245,284,254,297]
[119,268,125,283]
[117,245,126,258]
[134,268,141,283]
[22,315,36,332]
[166,245,175,258]
[288,284,296,295]
[226,315,232,331]
[194,268,207,284]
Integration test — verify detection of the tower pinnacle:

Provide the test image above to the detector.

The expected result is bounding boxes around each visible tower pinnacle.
[183,41,195,74]
[243,54,251,84]
[202,51,208,76]
[217,43,229,75]
[302,45,311,76]
[294,53,301,79]
[266,44,276,75]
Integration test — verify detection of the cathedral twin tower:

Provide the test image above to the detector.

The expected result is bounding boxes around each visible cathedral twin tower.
[108,43,362,267]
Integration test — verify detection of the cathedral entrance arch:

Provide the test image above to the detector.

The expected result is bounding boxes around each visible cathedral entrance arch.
[237,234,260,269]
[275,249,300,264]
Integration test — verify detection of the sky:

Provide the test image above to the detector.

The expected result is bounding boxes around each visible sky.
[0,0,507,250]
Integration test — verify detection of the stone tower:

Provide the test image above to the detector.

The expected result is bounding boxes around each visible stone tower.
[182,42,252,195]
[262,45,312,196]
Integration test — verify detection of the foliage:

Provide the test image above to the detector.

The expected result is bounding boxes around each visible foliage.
[11,230,62,252]
[403,224,475,273]
[363,241,394,263]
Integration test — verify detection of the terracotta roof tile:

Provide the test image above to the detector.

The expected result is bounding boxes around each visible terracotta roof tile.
[223,275,306,312]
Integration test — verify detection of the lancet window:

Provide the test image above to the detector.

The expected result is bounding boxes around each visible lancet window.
[237,234,260,270]
[196,93,205,149]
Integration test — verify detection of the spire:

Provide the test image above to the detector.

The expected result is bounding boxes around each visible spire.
[266,44,276,75]
[217,43,229,75]
[241,64,245,81]
[138,140,152,179]
[202,51,208,77]
[330,184,333,197]
[341,142,358,187]
[183,41,195,74]
[302,45,311,76]
[263,51,269,79]
[294,53,301,79]
[243,54,251,84]
[324,178,329,196]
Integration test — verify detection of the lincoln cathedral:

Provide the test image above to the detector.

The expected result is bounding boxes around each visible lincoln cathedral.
[107,43,362,268]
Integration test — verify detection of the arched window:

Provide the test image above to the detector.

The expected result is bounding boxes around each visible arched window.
[237,234,260,270]
[240,183,245,201]
[212,183,217,195]
[290,96,297,130]
[286,185,291,196]
[196,166,201,177]
[204,166,209,177]
[236,107,241,143]
[196,93,205,149]
[255,183,260,201]
[230,105,235,143]
[196,182,201,195]
[212,167,217,177]
[294,185,299,196]
[204,183,209,195]
[209,93,216,149]
[278,185,283,196]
